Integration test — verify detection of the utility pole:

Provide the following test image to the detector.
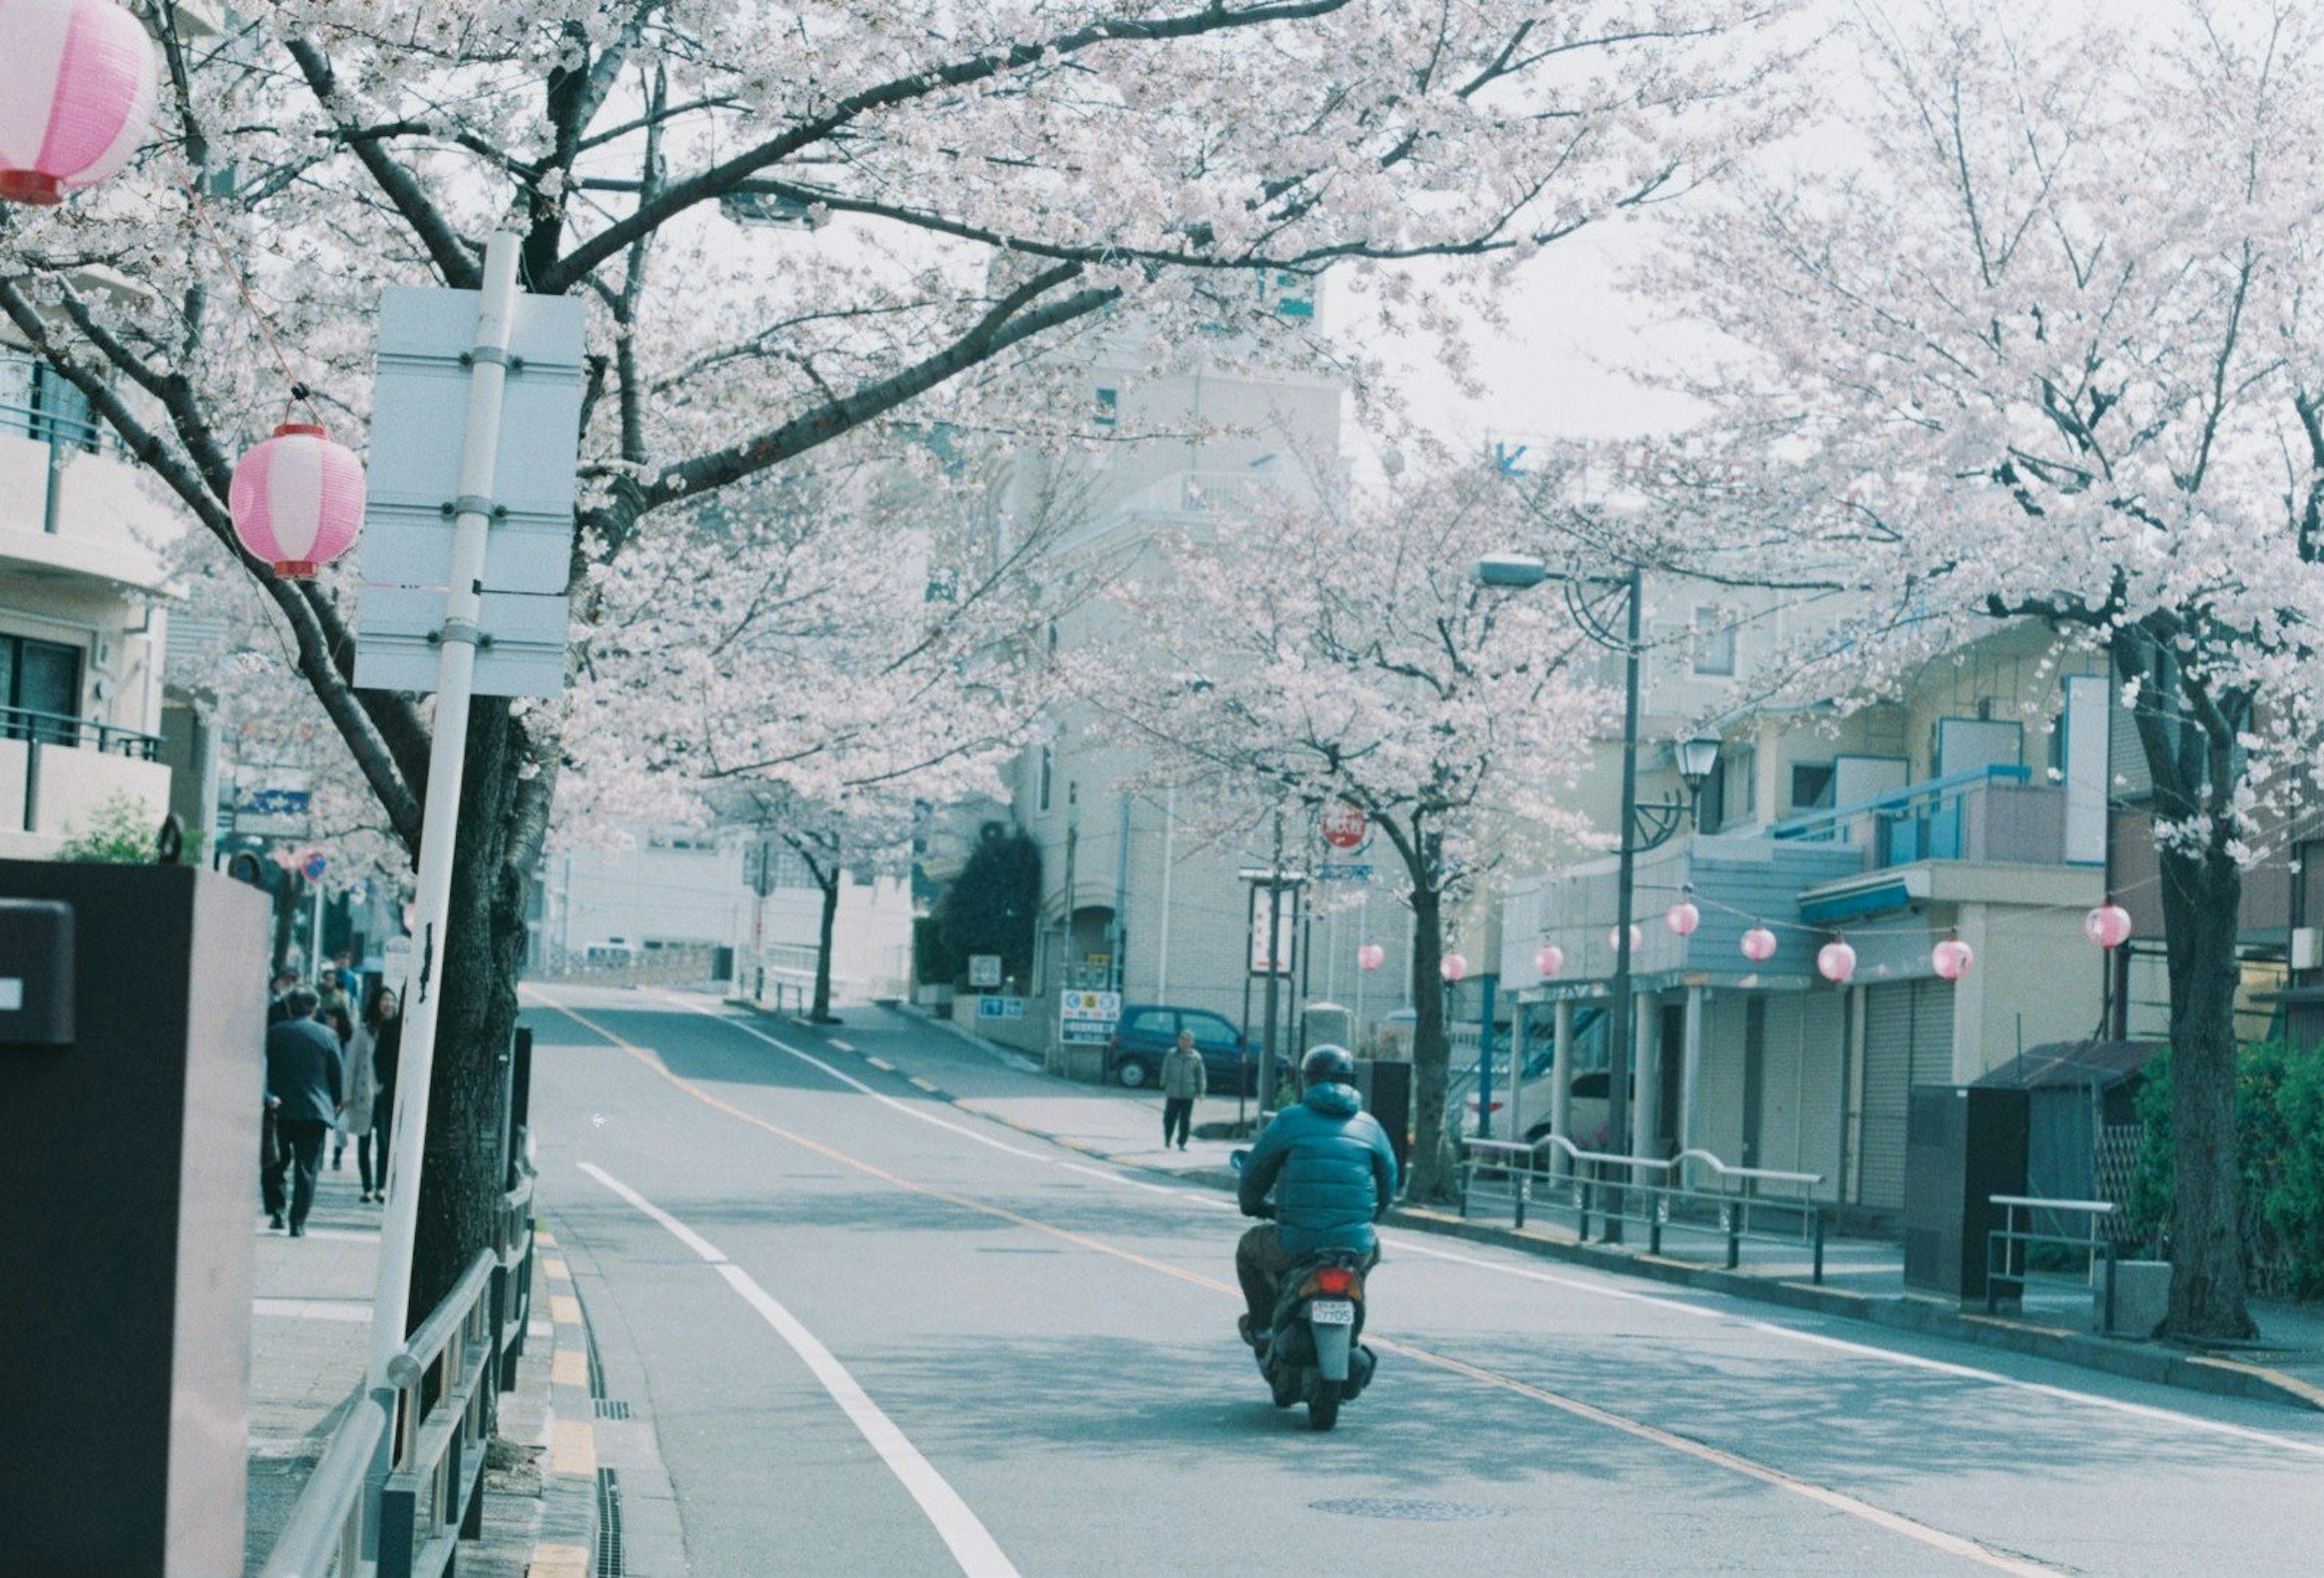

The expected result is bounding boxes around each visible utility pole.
[1259,806,1285,1112]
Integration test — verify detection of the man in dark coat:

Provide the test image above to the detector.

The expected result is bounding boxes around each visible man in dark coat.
[1235,1044,1399,1343]
[263,987,344,1237]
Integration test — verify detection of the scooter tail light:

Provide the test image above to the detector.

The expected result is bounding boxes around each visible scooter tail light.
[1308,1266,1357,1297]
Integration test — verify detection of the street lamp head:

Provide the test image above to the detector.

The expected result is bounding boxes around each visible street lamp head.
[1675,732,1722,791]
[1472,552,1551,589]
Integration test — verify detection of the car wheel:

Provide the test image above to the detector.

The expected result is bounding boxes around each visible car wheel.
[1117,1059,1152,1088]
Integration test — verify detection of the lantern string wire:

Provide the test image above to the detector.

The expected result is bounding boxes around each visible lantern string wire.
[182,182,321,426]
[1526,798,2324,961]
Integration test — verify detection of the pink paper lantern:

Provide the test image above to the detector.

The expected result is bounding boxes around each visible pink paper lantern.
[2084,903,2133,950]
[1607,924,1643,953]
[0,0,159,205]
[230,422,366,579]
[1932,937,1974,981]
[1356,942,1386,971]
[1666,900,1701,937]
[1534,943,1564,979]
[1740,925,1777,962]
[1440,952,1468,983]
[1817,940,1856,984]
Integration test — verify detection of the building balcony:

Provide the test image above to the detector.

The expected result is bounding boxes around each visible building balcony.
[1500,767,2099,994]
[1770,764,2081,872]
[0,350,179,592]
[0,708,169,857]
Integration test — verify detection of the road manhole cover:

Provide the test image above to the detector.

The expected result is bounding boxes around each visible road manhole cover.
[1310,1497,1503,1522]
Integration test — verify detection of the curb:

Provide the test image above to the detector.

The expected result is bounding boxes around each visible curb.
[1382,1206,2324,1415]
[526,1231,601,1578]
[720,997,2323,1416]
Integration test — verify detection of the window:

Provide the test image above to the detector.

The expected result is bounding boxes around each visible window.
[0,351,99,452]
[1186,1013,1241,1050]
[0,634,83,744]
[1092,387,1118,432]
[1790,762,1836,814]
[1126,1008,1175,1036]
[1037,746,1054,814]
[1691,605,1738,676]
[1733,745,1758,819]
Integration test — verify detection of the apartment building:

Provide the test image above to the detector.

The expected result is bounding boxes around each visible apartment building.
[972,305,1420,1073]
[1486,615,2289,1215]
[0,342,179,858]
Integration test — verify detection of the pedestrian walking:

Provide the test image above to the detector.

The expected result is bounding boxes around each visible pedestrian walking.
[265,967,300,1025]
[262,987,344,1237]
[345,986,390,1201]
[323,992,356,1171]
[1160,1028,1206,1151]
[367,986,404,1200]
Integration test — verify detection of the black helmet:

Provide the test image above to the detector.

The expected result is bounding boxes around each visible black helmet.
[1300,1044,1357,1087]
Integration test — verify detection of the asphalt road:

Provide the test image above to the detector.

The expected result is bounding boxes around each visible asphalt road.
[521,987,2324,1578]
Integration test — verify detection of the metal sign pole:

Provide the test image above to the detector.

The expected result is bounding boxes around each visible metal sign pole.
[363,232,523,1519]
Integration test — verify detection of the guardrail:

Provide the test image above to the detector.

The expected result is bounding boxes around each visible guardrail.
[1457,1136,1828,1282]
[259,1160,536,1578]
[1984,1194,2119,1332]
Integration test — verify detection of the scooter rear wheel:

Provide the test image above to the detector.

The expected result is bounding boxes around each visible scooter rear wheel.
[1306,1378,1341,1431]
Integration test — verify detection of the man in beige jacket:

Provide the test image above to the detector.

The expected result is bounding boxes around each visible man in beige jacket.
[1160,1029,1207,1151]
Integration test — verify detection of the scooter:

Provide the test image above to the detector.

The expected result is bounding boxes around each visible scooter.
[1254,1249,1376,1430]
[1232,1149,1379,1431]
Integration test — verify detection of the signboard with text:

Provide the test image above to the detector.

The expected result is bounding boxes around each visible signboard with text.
[1059,988,1121,1044]
[976,995,1025,1021]
[968,955,1003,988]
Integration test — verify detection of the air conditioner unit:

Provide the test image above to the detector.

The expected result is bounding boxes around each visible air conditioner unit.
[2292,927,2322,971]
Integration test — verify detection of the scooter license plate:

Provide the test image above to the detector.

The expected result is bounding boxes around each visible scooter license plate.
[1310,1300,1355,1326]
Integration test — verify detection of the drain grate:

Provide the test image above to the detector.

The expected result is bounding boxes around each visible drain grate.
[592,1399,631,1420]
[596,1467,624,1578]
[1310,1497,1503,1522]
[584,1320,608,1400]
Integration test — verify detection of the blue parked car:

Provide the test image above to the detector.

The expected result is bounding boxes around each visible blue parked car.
[1105,1004,1257,1093]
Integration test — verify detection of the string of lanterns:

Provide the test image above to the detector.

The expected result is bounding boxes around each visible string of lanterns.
[1526,897,2139,985]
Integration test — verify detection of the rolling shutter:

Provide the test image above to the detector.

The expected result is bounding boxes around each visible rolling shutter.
[1857,981,1955,1210]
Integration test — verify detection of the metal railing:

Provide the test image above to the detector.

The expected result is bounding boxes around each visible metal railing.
[0,703,162,759]
[259,1161,536,1578]
[1770,763,2036,869]
[1984,1194,2119,1332]
[1457,1135,1828,1282]
[0,349,120,456]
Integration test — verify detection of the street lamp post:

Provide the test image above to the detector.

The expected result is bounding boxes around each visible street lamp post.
[1474,553,1719,1240]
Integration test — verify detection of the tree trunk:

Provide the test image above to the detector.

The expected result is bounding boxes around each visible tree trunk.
[2112,622,2254,1340]
[1405,884,1455,1202]
[405,700,528,1332]
[2155,838,2257,1339]
[812,870,841,1023]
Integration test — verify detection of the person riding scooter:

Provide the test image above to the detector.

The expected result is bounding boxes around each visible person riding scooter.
[1235,1044,1399,1348]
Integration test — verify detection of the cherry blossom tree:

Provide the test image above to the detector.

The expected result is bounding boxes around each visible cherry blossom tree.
[0,0,1787,1316]
[1647,0,2324,1336]
[563,452,1051,1019]
[1074,462,1612,1200]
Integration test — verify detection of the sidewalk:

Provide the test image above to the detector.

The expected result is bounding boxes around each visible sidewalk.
[833,1001,2324,1415]
[243,1157,597,1576]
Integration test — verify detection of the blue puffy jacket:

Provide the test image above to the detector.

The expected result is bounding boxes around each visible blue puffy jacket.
[1239,1081,1399,1257]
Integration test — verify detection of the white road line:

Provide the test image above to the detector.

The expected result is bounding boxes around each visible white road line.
[829,1039,856,1052]
[652,993,1051,1163]
[579,1163,1022,1578]
[1056,1161,1181,1195]
[1385,1235,2324,1458]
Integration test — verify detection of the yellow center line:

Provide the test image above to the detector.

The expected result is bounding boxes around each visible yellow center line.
[530,990,2070,1577]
